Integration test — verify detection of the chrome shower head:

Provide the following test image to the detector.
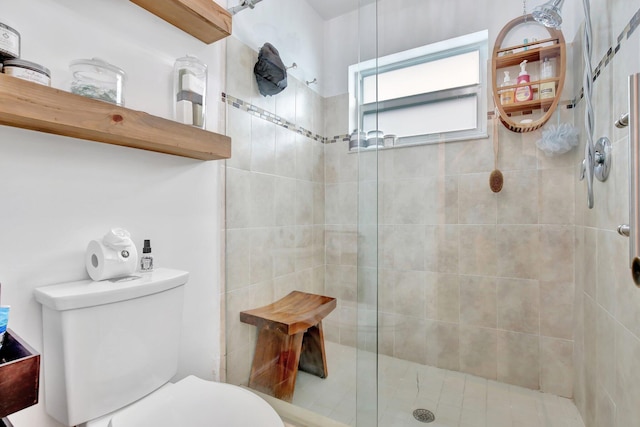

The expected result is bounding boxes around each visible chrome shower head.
[532,0,565,28]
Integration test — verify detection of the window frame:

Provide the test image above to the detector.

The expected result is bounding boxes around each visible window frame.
[349,29,489,146]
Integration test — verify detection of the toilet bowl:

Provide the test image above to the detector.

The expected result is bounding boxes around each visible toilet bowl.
[84,376,283,427]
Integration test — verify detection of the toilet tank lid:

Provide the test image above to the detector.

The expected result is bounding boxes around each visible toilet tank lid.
[34,268,189,311]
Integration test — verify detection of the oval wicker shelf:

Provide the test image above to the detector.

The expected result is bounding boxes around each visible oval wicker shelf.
[491,14,566,133]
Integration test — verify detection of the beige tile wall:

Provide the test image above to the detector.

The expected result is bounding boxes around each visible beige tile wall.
[573,1,640,426]
[322,90,576,396]
[225,37,326,386]
[225,3,640,425]
[227,36,576,402]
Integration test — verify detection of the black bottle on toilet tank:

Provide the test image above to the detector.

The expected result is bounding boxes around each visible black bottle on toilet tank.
[140,239,154,272]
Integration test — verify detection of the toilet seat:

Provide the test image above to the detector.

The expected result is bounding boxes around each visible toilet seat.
[108,376,284,427]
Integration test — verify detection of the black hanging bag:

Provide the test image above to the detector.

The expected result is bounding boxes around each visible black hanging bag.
[254,42,288,96]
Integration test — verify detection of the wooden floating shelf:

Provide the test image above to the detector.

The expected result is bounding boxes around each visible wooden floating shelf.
[130,0,232,44]
[0,74,231,161]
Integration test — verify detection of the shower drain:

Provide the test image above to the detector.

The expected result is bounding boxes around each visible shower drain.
[412,408,435,423]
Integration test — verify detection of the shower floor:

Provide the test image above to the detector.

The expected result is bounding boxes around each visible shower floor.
[292,341,585,427]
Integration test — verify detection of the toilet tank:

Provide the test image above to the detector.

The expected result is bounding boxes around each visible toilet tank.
[34,268,189,427]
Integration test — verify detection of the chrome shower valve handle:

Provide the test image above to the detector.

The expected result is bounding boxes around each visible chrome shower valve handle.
[594,137,612,182]
[580,137,611,208]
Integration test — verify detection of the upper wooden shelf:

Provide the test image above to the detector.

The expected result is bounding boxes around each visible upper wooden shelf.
[130,0,232,44]
[0,74,231,160]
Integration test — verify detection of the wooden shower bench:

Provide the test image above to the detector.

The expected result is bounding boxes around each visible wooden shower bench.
[240,291,337,402]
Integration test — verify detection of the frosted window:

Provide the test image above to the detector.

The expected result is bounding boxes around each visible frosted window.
[362,51,480,104]
[349,30,488,145]
[363,96,478,137]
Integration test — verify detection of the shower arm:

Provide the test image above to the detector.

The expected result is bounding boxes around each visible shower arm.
[227,0,263,15]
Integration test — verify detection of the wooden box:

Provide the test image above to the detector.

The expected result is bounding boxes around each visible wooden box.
[0,329,40,418]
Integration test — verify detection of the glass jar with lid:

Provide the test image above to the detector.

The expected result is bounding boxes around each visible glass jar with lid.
[349,130,366,151]
[173,55,207,129]
[70,58,126,106]
[3,59,50,86]
[366,130,384,149]
[0,22,20,61]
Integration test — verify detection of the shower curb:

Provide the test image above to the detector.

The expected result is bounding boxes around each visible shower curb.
[243,386,351,427]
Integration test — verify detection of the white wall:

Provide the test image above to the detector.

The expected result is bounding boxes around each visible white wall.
[1,1,226,425]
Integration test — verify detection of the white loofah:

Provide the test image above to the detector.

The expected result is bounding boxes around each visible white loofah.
[536,123,580,156]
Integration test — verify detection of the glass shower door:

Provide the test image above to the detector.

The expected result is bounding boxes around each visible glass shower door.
[355,1,380,425]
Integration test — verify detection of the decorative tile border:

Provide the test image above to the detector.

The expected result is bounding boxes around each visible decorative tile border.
[326,134,351,144]
[570,6,640,107]
[224,7,640,143]
[221,93,344,143]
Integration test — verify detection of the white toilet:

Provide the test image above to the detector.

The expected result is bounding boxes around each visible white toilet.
[34,268,283,427]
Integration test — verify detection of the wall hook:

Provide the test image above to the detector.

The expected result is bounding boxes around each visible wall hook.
[286,62,297,70]
[306,78,317,86]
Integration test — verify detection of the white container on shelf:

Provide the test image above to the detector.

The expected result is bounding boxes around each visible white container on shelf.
[173,55,207,129]
[366,130,384,149]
